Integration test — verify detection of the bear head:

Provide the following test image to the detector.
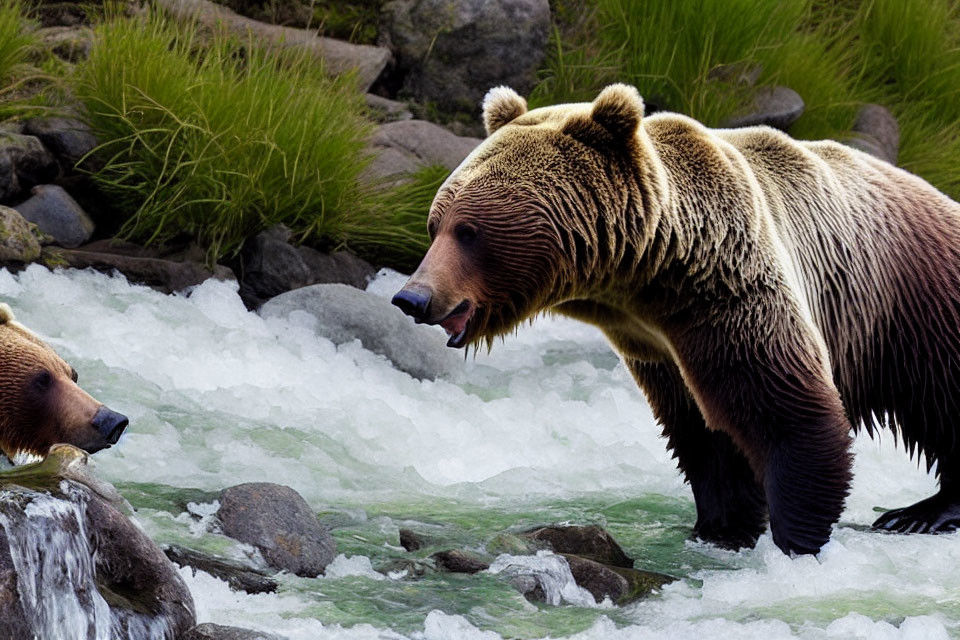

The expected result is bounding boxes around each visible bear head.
[0,303,128,459]
[393,84,657,349]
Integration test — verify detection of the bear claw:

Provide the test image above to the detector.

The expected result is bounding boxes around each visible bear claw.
[872,493,960,534]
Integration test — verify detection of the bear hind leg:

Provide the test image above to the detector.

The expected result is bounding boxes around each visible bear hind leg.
[873,460,960,534]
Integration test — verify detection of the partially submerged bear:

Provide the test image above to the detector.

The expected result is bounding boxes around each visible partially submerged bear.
[393,84,960,556]
[0,303,128,460]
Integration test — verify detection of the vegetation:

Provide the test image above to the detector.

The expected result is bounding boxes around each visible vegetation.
[532,0,960,199]
[0,0,49,121]
[73,12,378,260]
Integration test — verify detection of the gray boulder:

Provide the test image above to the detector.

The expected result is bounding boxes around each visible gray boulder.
[260,283,461,380]
[23,117,99,168]
[14,184,95,248]
[238,225,376,308]
[723,86,805,131]
[364,119,479,184]
[365,93,414,123]
[157,0,391,91]
[37,26,93,62]
[0,133,58,202]
[0,206,42,263]
[380,0,550,115]
[0,445,196,639]
[216,483,336,578]
[183,623,287,640]
[164,545,279,594]
[848,103,899,164]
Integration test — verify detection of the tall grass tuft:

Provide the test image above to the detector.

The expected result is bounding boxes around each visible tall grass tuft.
[73,12,374,261]
[0,0,49,121]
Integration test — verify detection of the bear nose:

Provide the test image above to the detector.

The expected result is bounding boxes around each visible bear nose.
[392,285,432,322]
[91,406,129,445]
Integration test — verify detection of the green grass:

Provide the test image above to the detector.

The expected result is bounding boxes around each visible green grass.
[532,0,960,200]
[72,11,378,261]
[0,0,50,122]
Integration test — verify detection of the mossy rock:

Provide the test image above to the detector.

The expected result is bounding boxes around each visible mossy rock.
[0,206,42,263]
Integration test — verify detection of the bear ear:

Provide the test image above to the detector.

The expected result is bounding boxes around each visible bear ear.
[0,303,12,324]
[590,83,644,139]
[482,86,528,136]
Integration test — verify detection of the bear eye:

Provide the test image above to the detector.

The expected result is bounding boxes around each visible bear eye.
[454,223,479,246]
[70,368,78,383]
[427,219,439,240]
[32,370,53,392]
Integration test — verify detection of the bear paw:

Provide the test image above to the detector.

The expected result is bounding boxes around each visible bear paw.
[872,493,960,534]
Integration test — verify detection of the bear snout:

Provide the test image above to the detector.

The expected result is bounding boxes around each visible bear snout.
[91,406,129,445]
[392,285,432,322]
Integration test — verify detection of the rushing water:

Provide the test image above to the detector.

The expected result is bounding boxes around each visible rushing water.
[1,264,958,639]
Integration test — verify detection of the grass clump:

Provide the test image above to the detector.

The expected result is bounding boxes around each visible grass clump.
[73,12,375,261]
[0,0,51,122]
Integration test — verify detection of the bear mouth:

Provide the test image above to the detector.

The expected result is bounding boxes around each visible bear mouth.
[438,300,475,348]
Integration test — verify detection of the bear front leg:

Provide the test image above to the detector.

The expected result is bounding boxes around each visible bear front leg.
[628,360,767,550]
[669,300,854,556]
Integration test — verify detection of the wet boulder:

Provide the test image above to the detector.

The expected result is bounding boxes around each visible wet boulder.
[560,554,673,605]
[13,184,95,248]
[0,445,196,639]
[216,482,336,578]
[431,550,490,574]
[164,545,279,594]
[521,524,634,568]
[260,283,461,380]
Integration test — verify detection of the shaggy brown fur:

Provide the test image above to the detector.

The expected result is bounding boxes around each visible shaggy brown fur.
[394,84,960,556]
[0,303,119,458]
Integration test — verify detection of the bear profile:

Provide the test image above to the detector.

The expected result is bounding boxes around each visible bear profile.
[393,84,960,556]
[0,303,128,460]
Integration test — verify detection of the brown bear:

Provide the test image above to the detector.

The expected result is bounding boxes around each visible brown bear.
[392,84,960,556]
[0,303,128,460]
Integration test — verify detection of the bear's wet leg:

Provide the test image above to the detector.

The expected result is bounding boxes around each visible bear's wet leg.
[629,361,767,550]
[873,460,960,533]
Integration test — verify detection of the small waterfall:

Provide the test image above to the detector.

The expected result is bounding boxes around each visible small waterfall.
[0,481,172,640]
[487,551,601,608]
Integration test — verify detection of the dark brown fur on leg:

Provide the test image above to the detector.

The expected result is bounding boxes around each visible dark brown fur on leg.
[670,295,854,555]
[629,360,767,550]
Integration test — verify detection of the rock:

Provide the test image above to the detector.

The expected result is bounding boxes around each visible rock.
[0,445,195,638]
[399,527,424,551]
[216,482,336,578]
[237,225,376,308]
[37,26,94,62]
[183,623,287,640]
[23,116,99,168]
[13,185,95,248]
[849,103,899,164]
[522,525,633,568]
[365,93,414,123]
[260,283,461,380]
[723,86,805,131]
[157,0,391,91]
[707,61,763,86]
[42,242,235,294]
[376,558,432,579]
[560,554,629,604]
[0,133,58,202]
[380,0,550,115]
[364,120,479,184]
[431,550,490,574]
[0,206,42,264]
[164,545,279,594]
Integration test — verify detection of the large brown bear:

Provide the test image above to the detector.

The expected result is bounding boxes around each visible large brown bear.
[0,303,128,459]
[392,84,960,556]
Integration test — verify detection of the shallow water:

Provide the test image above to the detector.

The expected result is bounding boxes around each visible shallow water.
[1,265,958,639]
